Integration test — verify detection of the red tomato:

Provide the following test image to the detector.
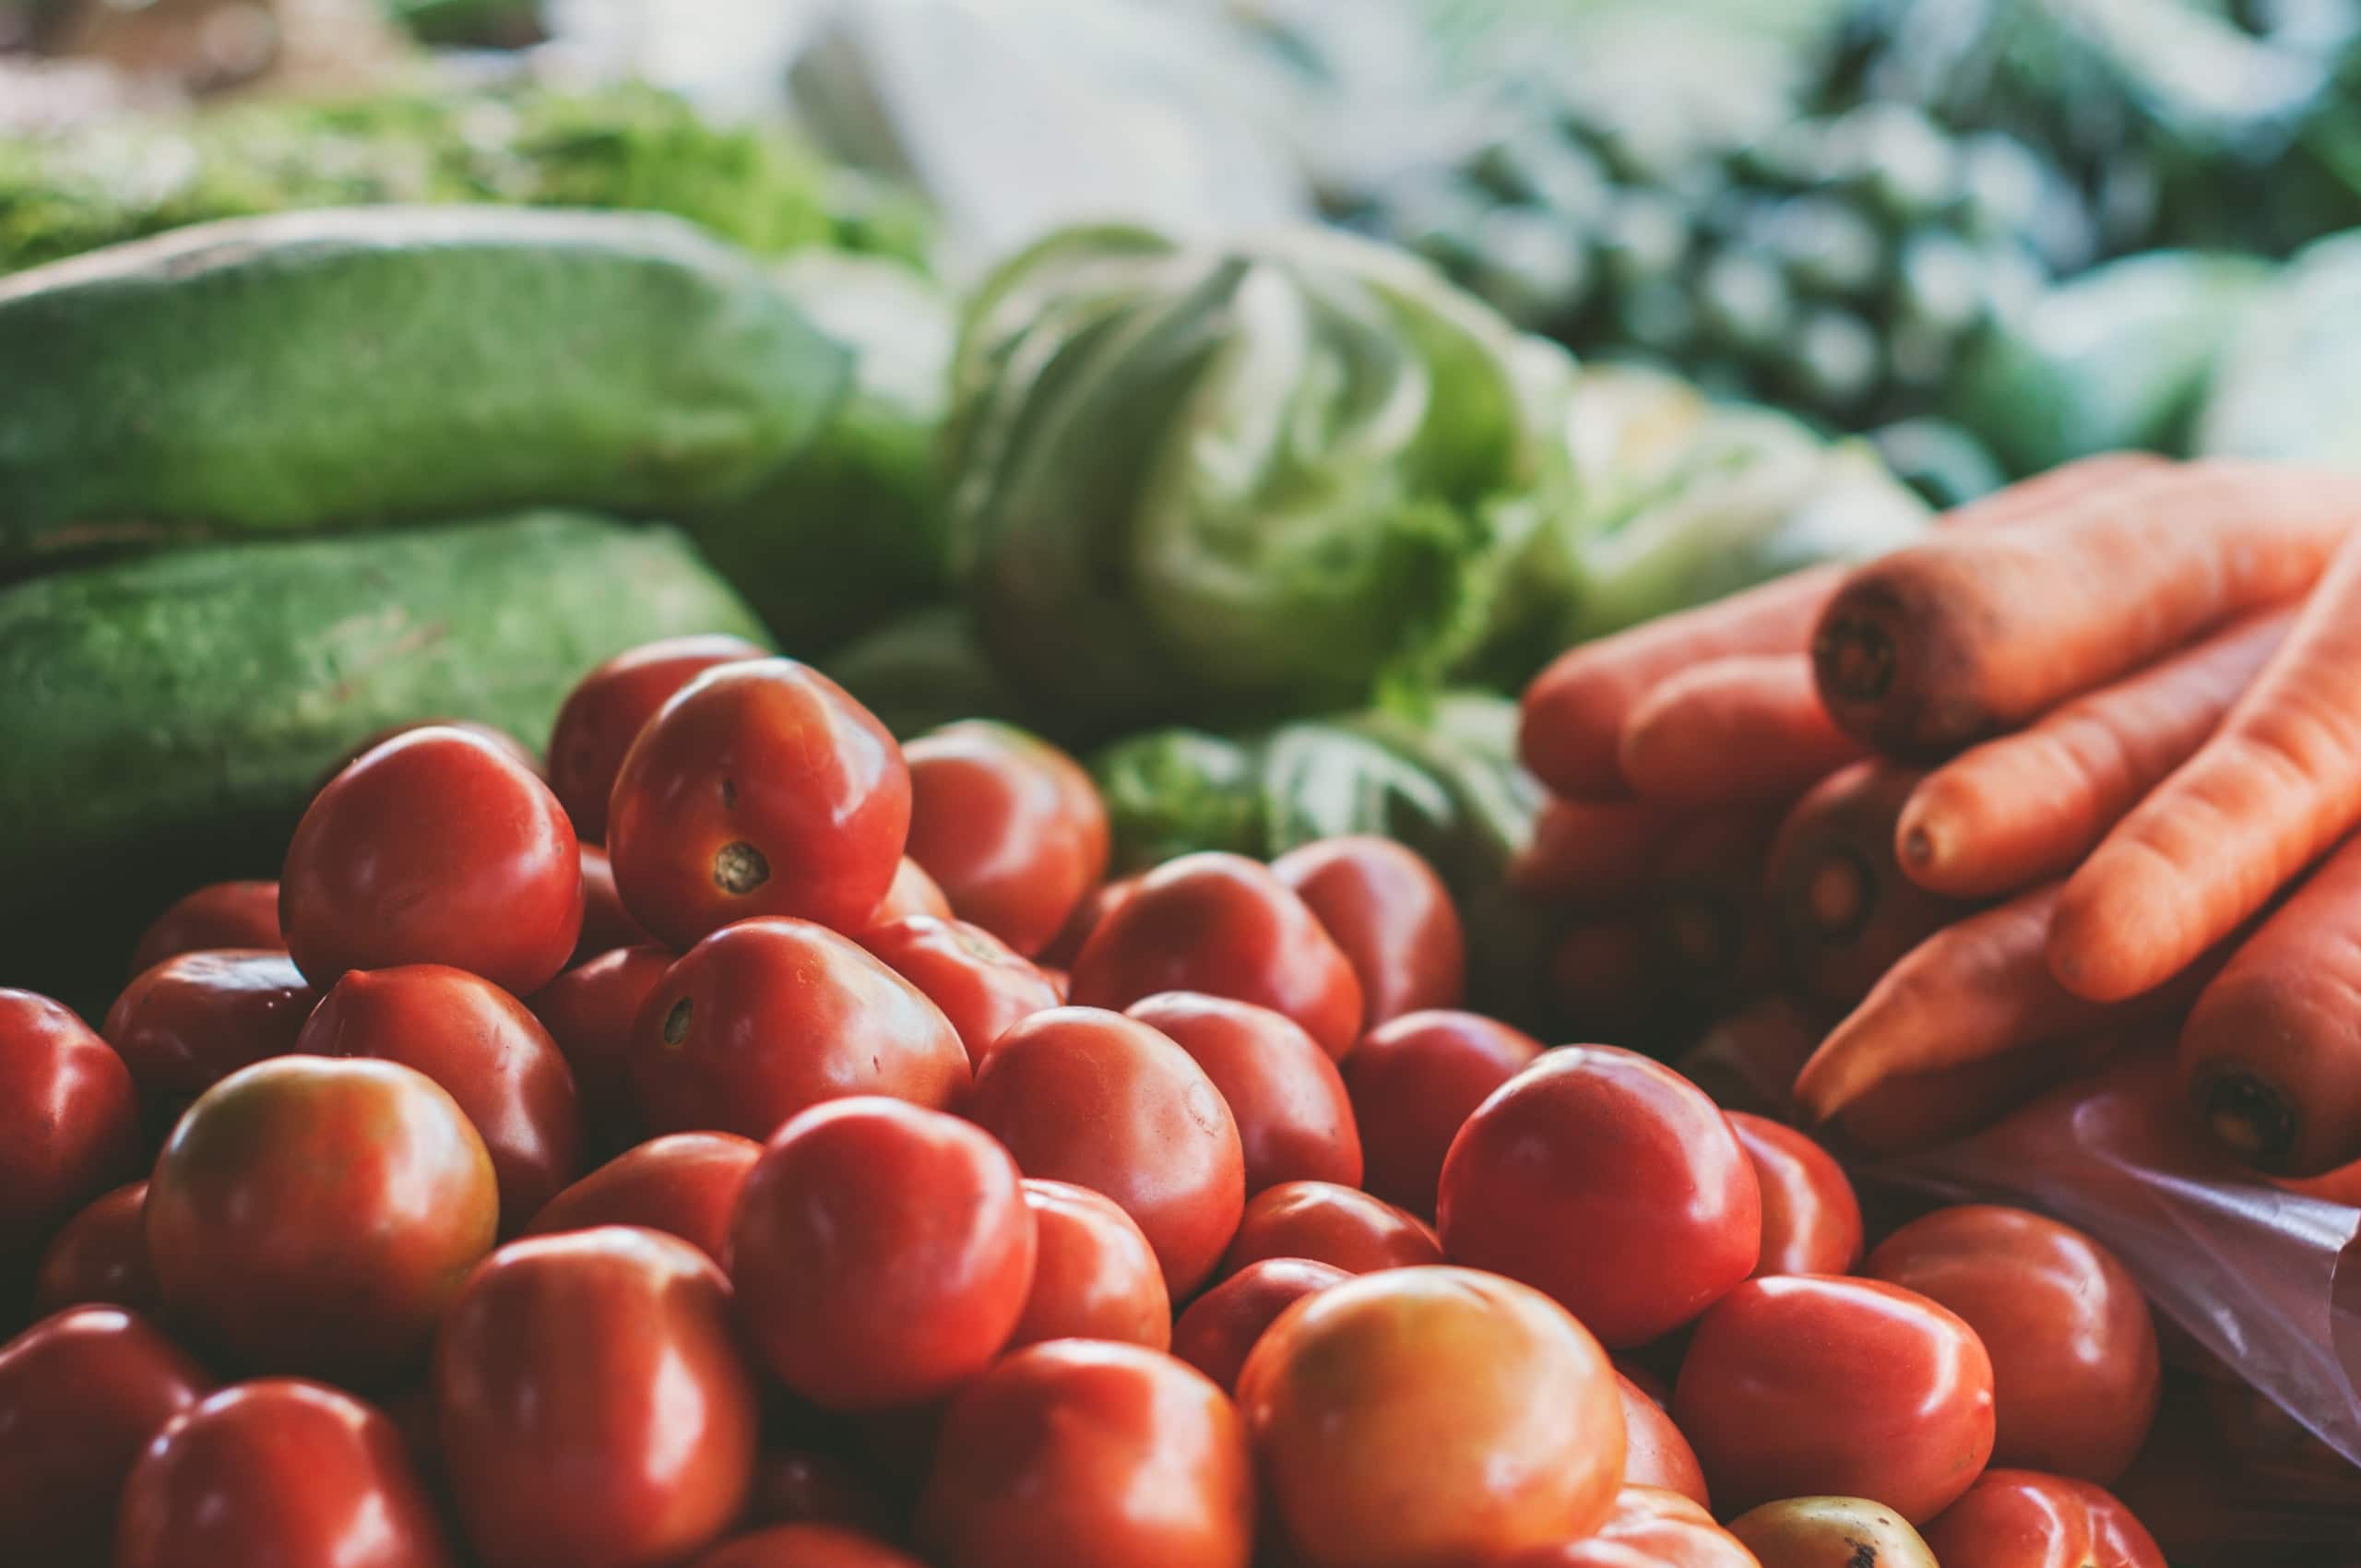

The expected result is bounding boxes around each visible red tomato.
[1506,1487,1756,1568]
[299,964,585,1229]
[526,1132,760,1266]
[918,1339,1255,1568]
[1127,992,1363,1194]
[1672,1275,1997,1524]
[1616,1372,1709,1507]
[148,1055,498,1381]
[744,1448,896,1537]
[128,881,283,976]
[855,916,1062,1066]
[318,717,542,791]
[968,1007,1244,1296]
[0,1305,211,1565]
[631,919,967,1140]
[1270,837,1465,1028]
[694,1524,929,1568]
[436,1227,760,1568]
[528,943,673,1153]
[1344,1010,1543,1217]
[33,1181,158,1316]
[1239,1265,1625,1568]
[117,1377,457,1568]
[732,1098,1037,1410]
[1009,1178,1172,1352]
[281,727,584,994]
[1863,1205,2159,1483]
[872,857,955,924]
[577,844,655,959]
[0,990,137,1260]
[548,635,768,843]
[1439,1047,1762,1347]
[1922,1469,2165,1568]
[903,720,1109,957]
[1037,874,1140,969]
[1218,1180,1442,1279]
[104,949,317,1116]
[607,659,908,949]
[1729,1113,1863,1277]
[1171,1258,1349,1395]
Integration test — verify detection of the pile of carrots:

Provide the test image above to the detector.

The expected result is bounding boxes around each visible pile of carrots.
[1516,452,2361,1180]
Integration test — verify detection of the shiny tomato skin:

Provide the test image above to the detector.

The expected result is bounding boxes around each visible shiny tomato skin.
[318,717,542,791]
[694,1524,929,1568]
[104,949,318,1114]
[1729,1113,1864,1277]
[577,844,655,959]
[632,918,967,1141]
[1862,1206,2159,1484]
[1239,1265,1625,1568]
[525,1132,760,1266]
[1270,837,1465,1028]
[968,1007,1244,1296]
[1344,1010,1543,1217]
[1170,1258,1349,1395]
[1672,1275,1997,1524]
[128,881,283,976]
[1127,992,1362,1194]
[436,1226,760,1568]
[1009,1178,1172,1352]
[607,659,909,949]
[744,1448,896,1537]
[1920,1469,2165,1568]
[1071,853,1364,1060]
[0,990,138,1260]
[871,857,955,924]
[529,944,674,1153]
[731,1098,1037,1411]
[1618,1372,1710,1507]
[855,916,1062,1066]
[0,1305,211,1566]
[1505,1487,1756,1568]
[902,721,1109,958]
[147,1055,498,1381]
[917,1338,1255,1568]
[1438,1046,1762,1347]
[33,1181,159,1316]
[1725,1497,1939,1568]
[549,635,768,844]
[1218,1180,1442,1279]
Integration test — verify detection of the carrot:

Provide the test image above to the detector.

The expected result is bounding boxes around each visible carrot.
[1831,1031,2124,1158]
[1645,811,1781,1004]
[1548,915,1663,1040]
[1508,794,1690,906]
[1670,995,1827,1121]
[1813,459,2361,757]
[1895,609,2296,898]
[2053,520,2361,1004]
[1618,655,1865,805]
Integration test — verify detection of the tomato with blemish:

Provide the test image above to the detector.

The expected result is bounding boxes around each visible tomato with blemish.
[526,1132,760,1266]
[903,721,1109,957]
[855,916,1062,1067]
[1730,1112,1863,1277]
[1726,1496,1940,1568]
[1217,1181,1441,1279]
[1008,1179,1171,1352]
[0,990,138,1261]
[1270,837,1465,1028]
[547,635,767,844]
[127,881,282,976]
[1171,1258,1349,1395]
[1344,1010,1542,1217]
[1127,992,1362,1194]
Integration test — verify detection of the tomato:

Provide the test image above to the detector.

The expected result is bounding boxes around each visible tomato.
[0,1305,211,1566]
[578,844,655,959]
[0,990,138,1261]
[1037,874,1140,969]
[1344,1009,1543,1217]
[103,948,317,1122]
[1618,1372,1709,1507]
[1672,1275,1996,1524]
[1921,1469,2165,1568]
[1669,996,1821,1122]
[526,1132,760,1266]
[1726,1497,1939,1568]
[548,634,768,843]
[1218,1180,1442,1279]
[33,1181,158,1316]
[1506,1487,1755,1568]
[694,1524,929,1568]
[903,720,1109,957]
[855,916,1062,1066]
[1729,1113,1863,1277]
[1127,992,1362,1193]
[745,1448,896,1537]
[318,717,542,791]
[1862,1206,2159,1484]
[968,1007,1244,1295]
[148,1055,498,1381]
[872,857,955,924]
[529,944,673,1154]
[281,727,584,994]
[128,881,283,976]
[918,1339,1254,1568]
[436,1226,759,1568]
[1171,1258,1349,1395]
[1239,1265,1624,1568]
[632,918,967,1140]
[1614,1356,1673,1408]
[1009,1178,1172,1352]
[1072,854,1364,1059]
[1270,837,1465,1028]
[732,1098,1036,1410]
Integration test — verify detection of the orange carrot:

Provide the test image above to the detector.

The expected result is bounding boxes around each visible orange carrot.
[1814,459,2361,757]
[1548,915,1662,1040]
[1645,811,1781,1004]
[1509,795,1690,906]
[1618,655,1865,805]
[1896,609,2296,898]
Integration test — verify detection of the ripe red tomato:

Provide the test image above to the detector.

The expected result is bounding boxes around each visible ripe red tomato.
[732,1098,1037,1410]
[0,1305,211,1566]
[1127,992,1363,1193]
[147,1055,497,1380]
[903,720,1109,957]
[1171,1257,1349,1395]
[576,844,655,959]
[33,1181,159,1316]
[318,717,542,791]
[1729,1112,1863,1277]
[879,858,957,926]
[1218,1180,1442,1279]
[128,881,283,976]
[1009,1178,1172,1352]
[436,1227,760,1568]
[1037,874,1140,969]
[1617,1372,1709,1507]
[918,1339,1255,1568]
[116,1377,456,1568]
[1439,1047,1761,1347]
[1672,1275,1997,1524]
[548,634,768,843]
[529,943,674,1152]
[607,659,908,948]
[1921,1469,2165,1568]
[1726,1496,1940,1568]
[1506,1487,1756,1568]
[0,990,138,1261]
[1240,1265,1625,1568]
[526,1132,760,1266]
[631,918,967,1140]
[744,1448,896,1537]
[1344,1010,1543,1217]
[1863,1205,2159,1483]
[855,916,1062,1066]
[104,949,317,1116]
[281,726,584,994]
[694,1524,929,1568]
[1270,837,1465,1028]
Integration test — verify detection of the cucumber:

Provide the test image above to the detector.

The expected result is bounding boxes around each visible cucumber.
[0,206,850,562]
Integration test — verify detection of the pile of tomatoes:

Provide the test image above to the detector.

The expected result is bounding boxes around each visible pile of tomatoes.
[1,636,2174,1568]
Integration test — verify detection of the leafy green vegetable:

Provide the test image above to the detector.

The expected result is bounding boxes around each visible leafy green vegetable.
[2195,231,2361,469]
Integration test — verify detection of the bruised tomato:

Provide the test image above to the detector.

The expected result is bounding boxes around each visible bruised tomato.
[694,1525,929,1568]
[526,1132,760,1266]
[529,944,674,1154]
[1344,1010,1543,1217]
[1618,1374,1709,1507]
[1218,1181,1441,1279]
[0,990,138,1261]
[104,950,318,1118]
[872,857,955,924]
[1127,992,1362,1194]
[1730,1113,1863,1277]
[855,916,1062,1066]
[1271,837,1465,1028]
[1921,1469,2165,1568]
[128,881,283,976]
[903,721,1109,957]
[1171,1257,1349,1395]
[33,1182,159,1317]
[576,845,654,960]
[1726,1497,1940,1568]
[1009,1179,1172,1352]
[1506,1487,1756,1568]
[548,635,767,844]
